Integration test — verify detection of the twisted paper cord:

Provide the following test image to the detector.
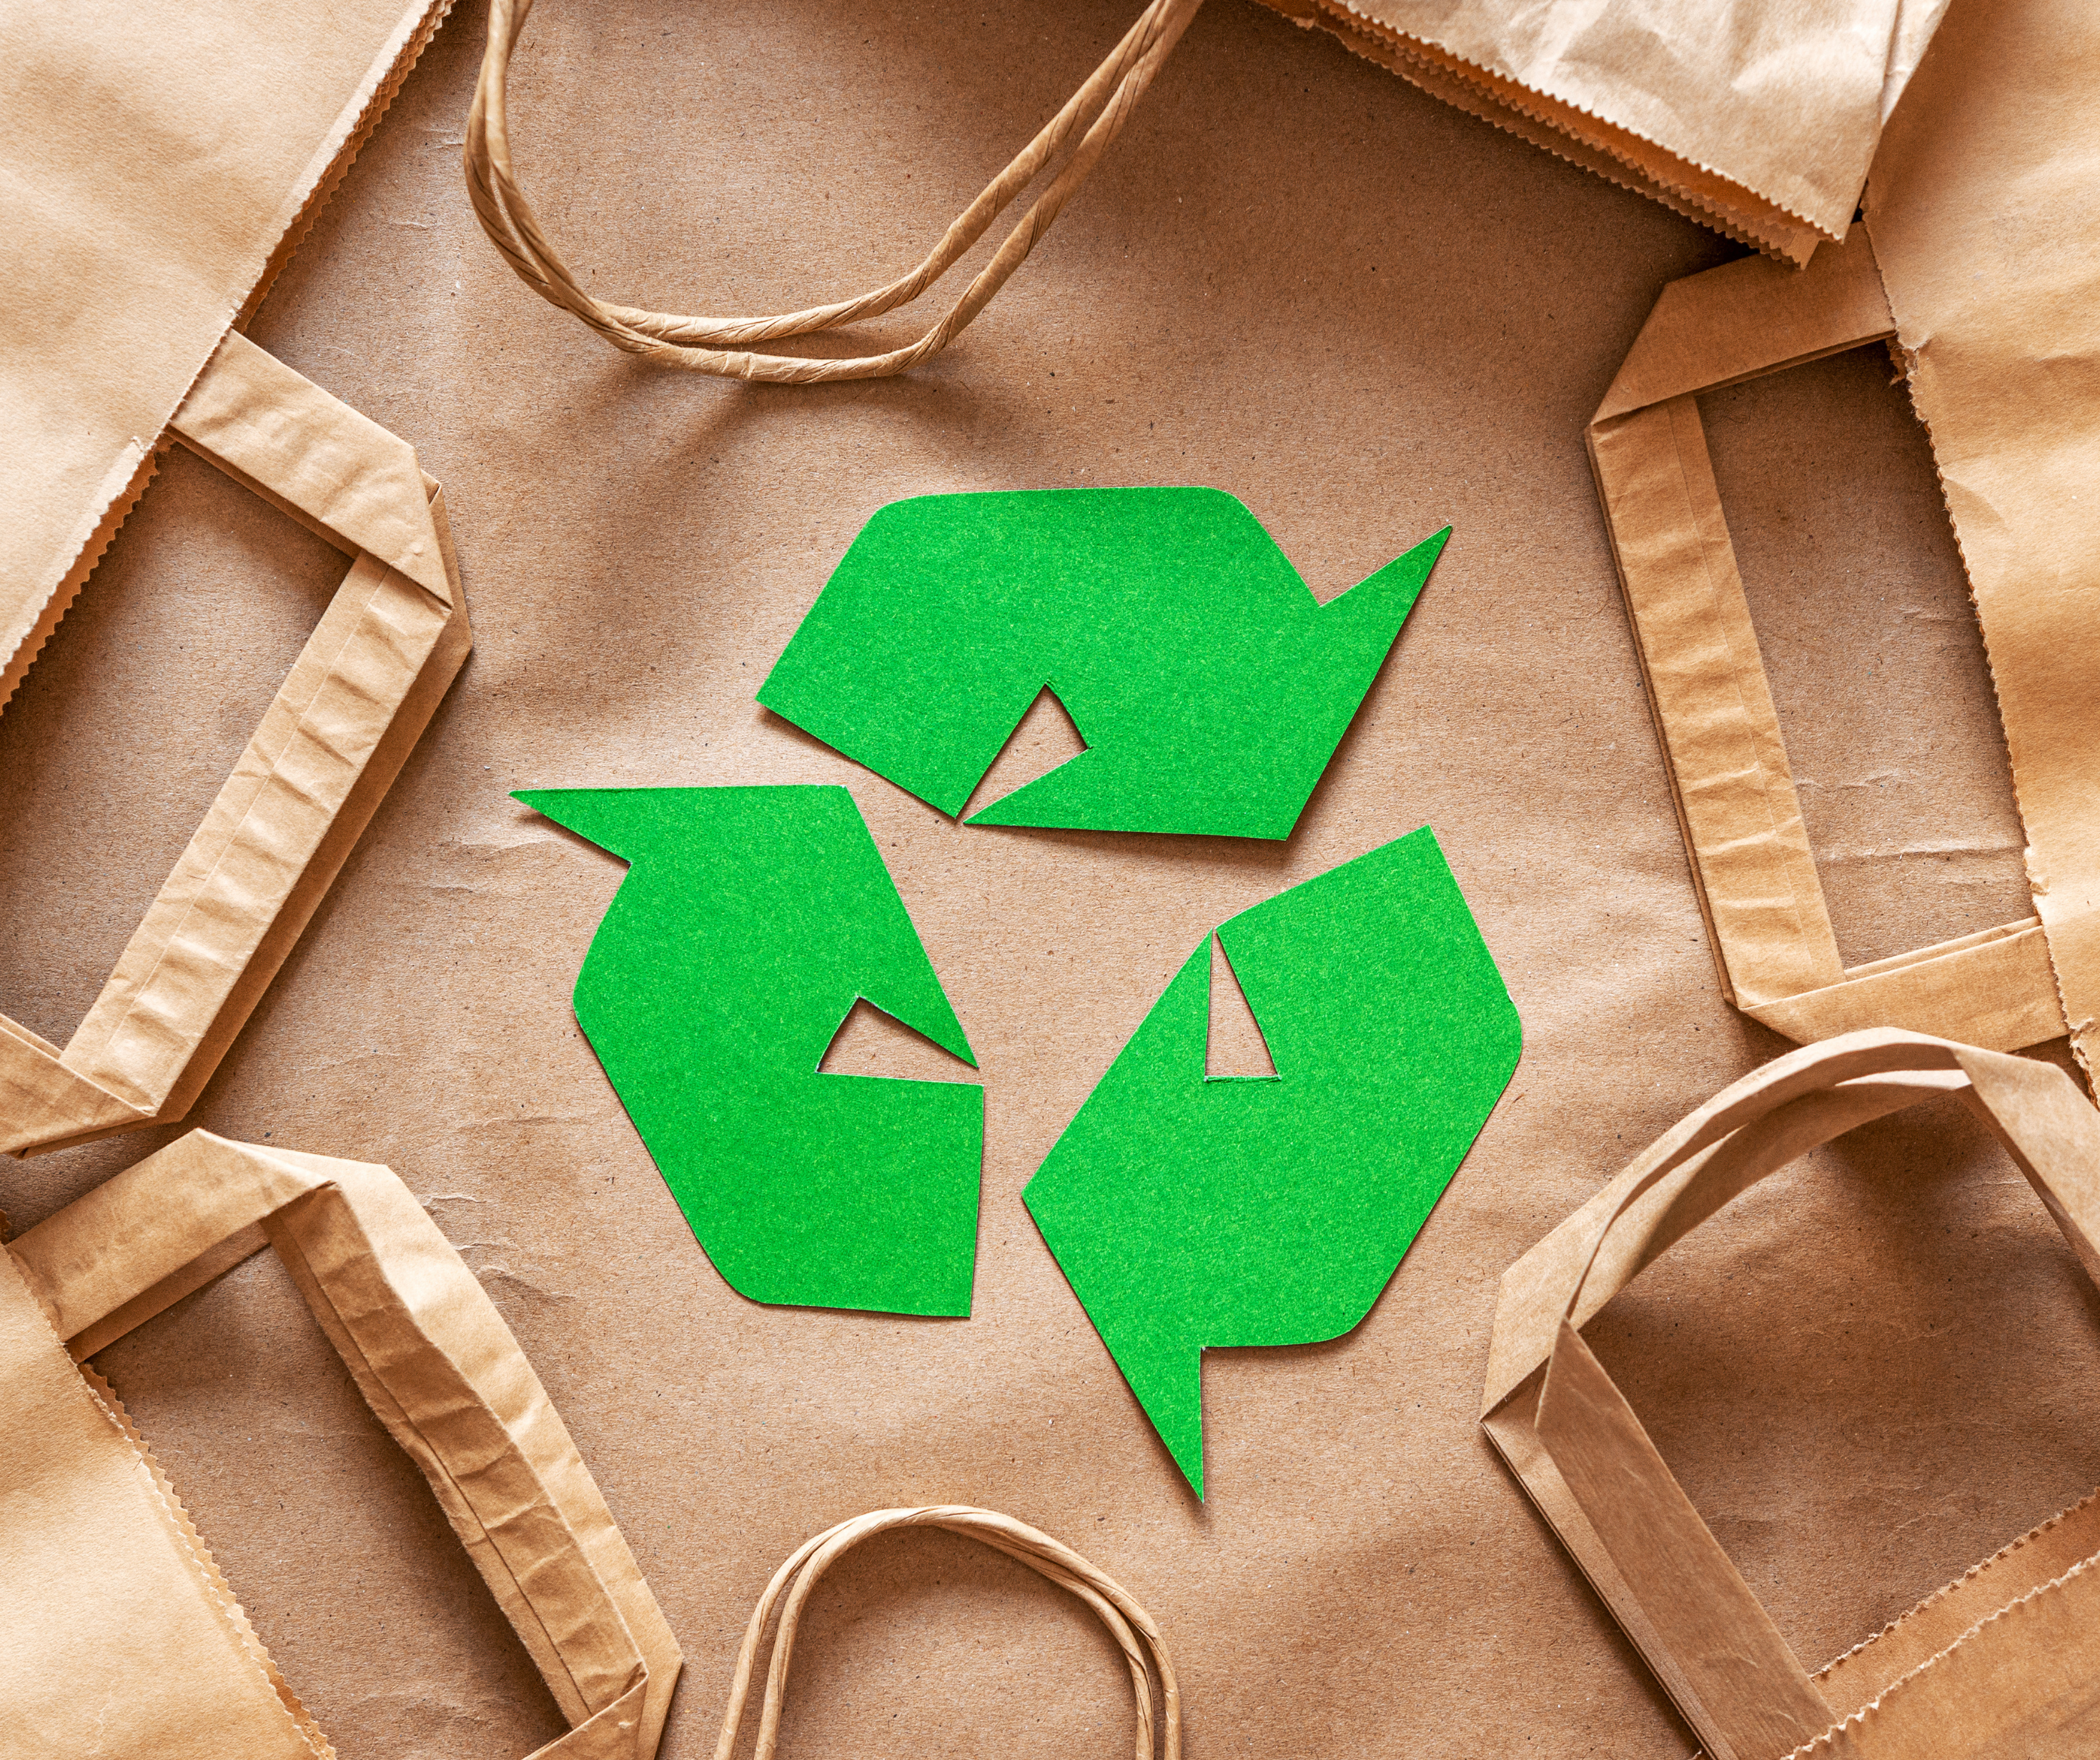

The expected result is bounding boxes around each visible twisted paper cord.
[710,1506,1180,1760]
[466,0,1206,381]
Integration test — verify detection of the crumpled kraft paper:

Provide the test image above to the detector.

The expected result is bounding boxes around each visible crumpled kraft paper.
[1482,1029,2100,1759]
[0,0,473,1156]
[1861,0,2100,1081]
[1583,0,2100,1071]
[0,1128,681,1759]
[1257,0,1947,264]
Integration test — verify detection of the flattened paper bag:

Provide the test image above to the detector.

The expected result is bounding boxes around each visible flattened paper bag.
[0,1130,680,1759]
[0,0,472,1156]
[1262,0,1947,264]
[1483,1030,2100,1759]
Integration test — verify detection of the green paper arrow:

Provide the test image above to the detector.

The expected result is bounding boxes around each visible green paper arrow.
[1024,827,1520,1495]
[757,487,1449,839]
[517,784,983,1316]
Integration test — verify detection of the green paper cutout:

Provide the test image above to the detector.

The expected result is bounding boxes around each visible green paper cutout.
[757,487,1450,839]
[1023,827,1520,1495]
[517,784,984,1316]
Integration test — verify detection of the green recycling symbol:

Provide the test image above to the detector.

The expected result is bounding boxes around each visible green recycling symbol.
[519,487,1522,1495]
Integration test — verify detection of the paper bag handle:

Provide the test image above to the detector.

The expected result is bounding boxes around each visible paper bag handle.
[705,1504,1179,1760]
[466,0,1204,381]
[0,330,471,1160]
[1481,1031,2100,1760]
[1585,234,2068,1054]
[7,1130,682,1759]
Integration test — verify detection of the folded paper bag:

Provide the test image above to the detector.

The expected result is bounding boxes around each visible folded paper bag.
[0,334,472,1159]
[1261,0,1948,265]
[1480,1029,2100,1759]
[1585,0,2100,1073]
[1,0,451,647]
[0,1129,682,1759]
[0,0,473,1158]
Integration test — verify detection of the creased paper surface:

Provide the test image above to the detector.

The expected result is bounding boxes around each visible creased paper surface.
[1862,0,2100,1078]
[1582,0,2100,1069]
[6,1,2094,1752]
[0,333,470,1158]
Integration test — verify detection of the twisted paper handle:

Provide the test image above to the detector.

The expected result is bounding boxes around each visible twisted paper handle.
[466,0,1205,382]
[713,1506,1180,1760]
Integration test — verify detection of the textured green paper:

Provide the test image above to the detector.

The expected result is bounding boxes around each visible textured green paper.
[757,487,1450,839]
[1024,828,1521,1494]
[517,784,984,1316]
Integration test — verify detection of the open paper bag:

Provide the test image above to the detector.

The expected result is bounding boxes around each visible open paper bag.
[1585,0,2100,1069]
[1482,1030,2100,1758]
[0,1129,682,1758]
[0,0,472,1155]
[1261,0,1948,264]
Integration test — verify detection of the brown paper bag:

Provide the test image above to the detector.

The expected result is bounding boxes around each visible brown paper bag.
[8,1,2069,1749]
[1,0,451,632]
[1584,0,2100,1070]
[0,1128,681,1759]
[1259,0,1947,264]
[1481,1029,2100,1759]
[0,0,472,1157]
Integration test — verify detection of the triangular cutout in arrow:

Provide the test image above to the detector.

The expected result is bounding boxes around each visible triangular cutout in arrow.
[1024,827,1522,1494]
[513,783,984,1317]
[821,997,981,1083]
[960,684,1089,821]
[1205,933,1277,1080]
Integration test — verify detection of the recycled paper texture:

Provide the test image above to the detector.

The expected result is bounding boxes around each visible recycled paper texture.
[465,0,1202,379]
[1260,0,1947,264]
[0,0,471,1155]
[1482,1030,2100,1759]
[9,0,2097,1754]
[1861,0,2100,1078]
[1587,0,2100,1070]
[0,1129,680,1759]
[0,333,470,1158]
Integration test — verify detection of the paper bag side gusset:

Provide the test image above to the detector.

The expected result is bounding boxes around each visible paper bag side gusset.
[0,0,450,708]
[0,334,471,1159]
[1583,227,2076,1057]
[0,1130,682,1760]
[1254,0,1948,261]
[1481,1030,2100,1759]
[1859,0,2100,1078]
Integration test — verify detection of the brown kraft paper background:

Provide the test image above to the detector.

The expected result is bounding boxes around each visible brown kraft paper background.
[2,1,2095,1756]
